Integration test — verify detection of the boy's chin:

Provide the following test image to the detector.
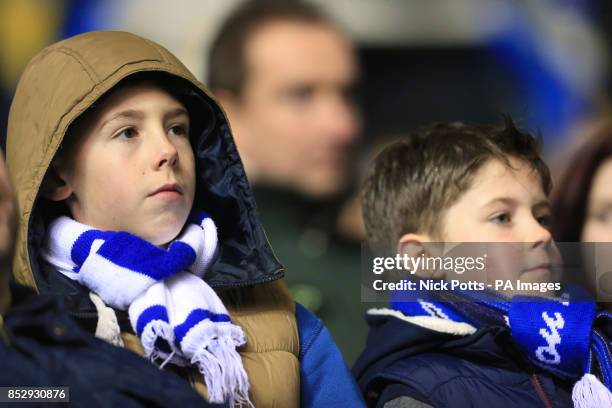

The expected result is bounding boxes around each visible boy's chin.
[141,215,189,246]
[147,225,185,247]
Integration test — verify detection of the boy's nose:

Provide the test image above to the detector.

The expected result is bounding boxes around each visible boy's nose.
[153,136,179,170]
[528,222,552,248]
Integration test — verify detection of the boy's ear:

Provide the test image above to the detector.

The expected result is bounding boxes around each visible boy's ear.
[397,233,430,258]
[41,162,72,202]
[397,232,445,279]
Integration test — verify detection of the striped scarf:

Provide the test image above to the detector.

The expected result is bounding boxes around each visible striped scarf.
[391,287,612,407]
[41,211,251,407]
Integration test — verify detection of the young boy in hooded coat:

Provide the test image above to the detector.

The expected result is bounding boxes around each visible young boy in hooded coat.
[6,30,362,407]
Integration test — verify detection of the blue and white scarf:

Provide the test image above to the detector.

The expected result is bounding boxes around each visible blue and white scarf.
[41,211,251,407]
[389,287,612,407]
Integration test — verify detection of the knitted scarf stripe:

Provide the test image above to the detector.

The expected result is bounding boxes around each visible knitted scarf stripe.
[136,306,231,339]
[71,230,197,278]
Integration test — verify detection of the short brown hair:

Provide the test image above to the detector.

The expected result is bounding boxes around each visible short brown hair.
[362,119,552,250]
[208,0,331,95]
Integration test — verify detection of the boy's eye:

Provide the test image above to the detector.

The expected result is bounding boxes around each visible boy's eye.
[169,124,188,137]
[116,127,137,139]
[491,213,511,225]
[536,214,553,229]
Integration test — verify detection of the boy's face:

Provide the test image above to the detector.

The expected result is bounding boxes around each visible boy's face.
[427,157,560,294]
[55,82,196,245]
[400,158,560,295]
[441,157,552,243]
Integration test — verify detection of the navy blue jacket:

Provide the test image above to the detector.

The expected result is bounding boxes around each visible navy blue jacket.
[0,284,217,407]
[353,310,574,408]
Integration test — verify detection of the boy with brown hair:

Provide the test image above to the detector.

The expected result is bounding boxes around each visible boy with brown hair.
[7,30,362,407]
[353,120,612,407]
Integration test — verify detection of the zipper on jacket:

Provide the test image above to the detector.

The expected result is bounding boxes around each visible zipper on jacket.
[530,373,553,408]
[210,266,284,290]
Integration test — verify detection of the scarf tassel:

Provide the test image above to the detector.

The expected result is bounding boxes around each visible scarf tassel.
[572,374,612,408]
[191,337,252,407]
[181,319,252,407]
[141,321,187,367]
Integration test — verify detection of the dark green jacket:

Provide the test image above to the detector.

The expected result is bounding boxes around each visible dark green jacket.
[253,186,372,364]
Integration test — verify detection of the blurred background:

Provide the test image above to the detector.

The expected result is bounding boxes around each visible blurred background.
[1,0,611,160]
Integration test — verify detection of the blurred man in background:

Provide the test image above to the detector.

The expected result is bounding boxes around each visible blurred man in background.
[208,0,367,363]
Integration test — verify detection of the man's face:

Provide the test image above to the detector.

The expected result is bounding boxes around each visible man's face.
[228,21,360,198]
[57,83,196,246]
[438,158,561,294]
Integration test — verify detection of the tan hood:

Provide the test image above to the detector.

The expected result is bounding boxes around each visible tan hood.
[7,31,282,292]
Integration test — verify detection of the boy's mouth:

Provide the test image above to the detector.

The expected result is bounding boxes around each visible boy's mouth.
[149,183,183,198]
[521,263,552,281]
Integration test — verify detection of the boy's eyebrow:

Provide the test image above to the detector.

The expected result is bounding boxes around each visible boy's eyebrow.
[533,200,552,212]
[100,109,144,129]
[99,107,189,131]
[164,107,189,121]
[482,197,551,211]
[481,197,518,208]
